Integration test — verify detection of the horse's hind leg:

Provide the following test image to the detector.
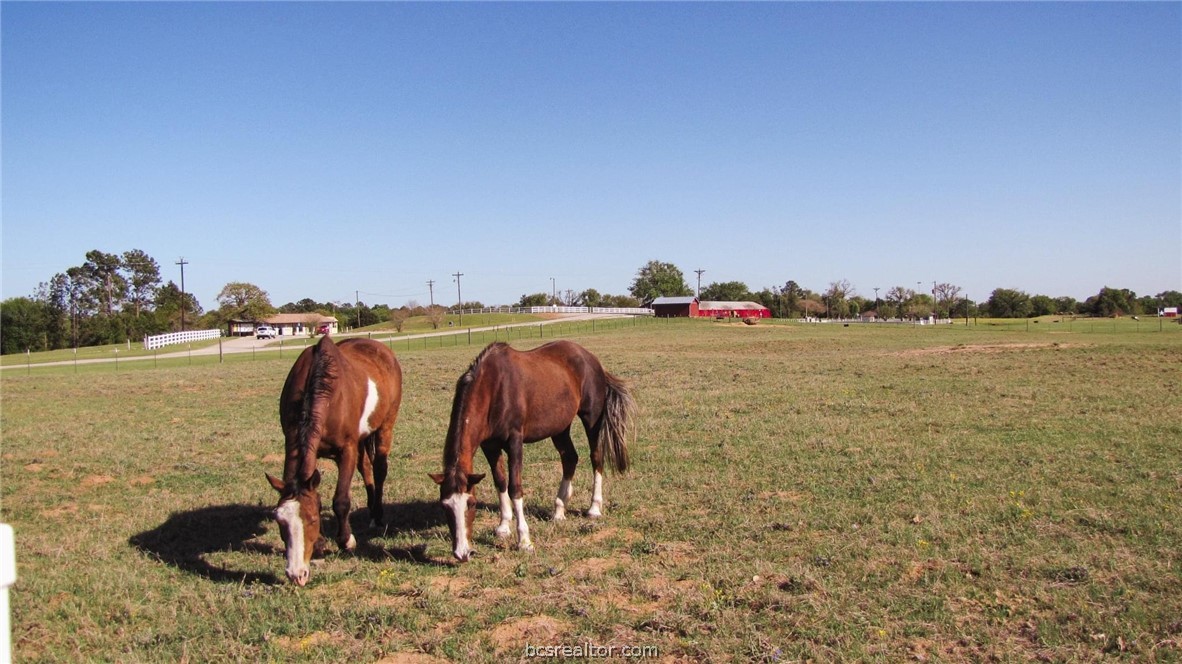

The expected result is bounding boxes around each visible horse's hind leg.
[551,428,578,521]
[362,426,392,529]
[584,419,606,518]
[481,440,513,539]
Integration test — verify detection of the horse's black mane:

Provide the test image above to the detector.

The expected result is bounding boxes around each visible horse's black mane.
[298,337,340,480]
[442,342,508,470]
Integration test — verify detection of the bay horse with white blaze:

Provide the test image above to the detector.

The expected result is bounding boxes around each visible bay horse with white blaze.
[430,340,635,561]
[266,336,402,586]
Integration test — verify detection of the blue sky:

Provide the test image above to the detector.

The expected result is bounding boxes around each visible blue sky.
[3,2,1179,310]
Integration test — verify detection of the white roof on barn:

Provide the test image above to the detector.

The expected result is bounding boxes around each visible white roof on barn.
[698,301,769,311]
[651,296,698,305]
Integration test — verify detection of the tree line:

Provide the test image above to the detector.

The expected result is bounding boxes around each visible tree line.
[2,251,1179,354]
[624,260,1182,321]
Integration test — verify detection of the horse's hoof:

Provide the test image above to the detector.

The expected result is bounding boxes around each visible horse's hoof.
[494,524,512,539]
[587,507,603,519]
[552,510,567,521]
[343,534,357,552]
[518,541,534,552]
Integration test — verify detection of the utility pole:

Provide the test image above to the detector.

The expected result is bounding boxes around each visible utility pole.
[427,280,436,308]
[551,277,556,304]
[453,272,464,327]
[176,257,189,331]
[355,290,361,329]
[694,269,705,298]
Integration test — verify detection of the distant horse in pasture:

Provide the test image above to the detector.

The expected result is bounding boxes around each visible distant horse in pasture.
[266,336,402,586]
[430,340,635,561]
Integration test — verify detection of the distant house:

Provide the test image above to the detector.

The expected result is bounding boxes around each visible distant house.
[228,314,339,337]
[697,301,772,319]
[1160,307,1179,318]
[651,296,699,318]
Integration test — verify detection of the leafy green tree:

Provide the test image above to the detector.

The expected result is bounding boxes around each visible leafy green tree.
[1030,295,1057,317]
[629,260,691,303]
[155,281,203,332]
[602,294,641,308]
[883,286,912,319]
[1055,296,1080,315]
[216,282,273,322]
[986,288,1033,318]
[121,249,161,317]
[518,293,550,307]
[576,289,603,307]
[1086,287,1138,317]
[700,281,751,302]
[823,279,854,318]
[933,283,962,318]
[1,298,50,354]
[779,281,806,318]
[950,297,978,319]
[81,250,127,316]
[1158,290,1182,308]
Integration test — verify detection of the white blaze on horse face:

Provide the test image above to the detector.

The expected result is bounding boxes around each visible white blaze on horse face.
[358,378,379,437]
[443,492,472,561]
[588,470,604,518]
[275,499,309,586]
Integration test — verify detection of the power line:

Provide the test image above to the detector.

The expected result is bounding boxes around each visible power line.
[176,258,189,331]
[453,272,463,326]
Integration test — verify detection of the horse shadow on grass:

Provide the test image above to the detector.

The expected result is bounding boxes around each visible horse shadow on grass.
[131,500,455,582]
[129,503,281,585]
[347,499,452,567]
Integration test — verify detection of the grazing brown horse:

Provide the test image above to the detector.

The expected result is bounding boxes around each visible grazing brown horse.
[266,336,402,586]
[429,340,635,561]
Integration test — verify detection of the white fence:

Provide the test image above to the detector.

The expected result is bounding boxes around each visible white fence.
[144,329,222,350]
[523,306,654,316]
[451,305,654,317]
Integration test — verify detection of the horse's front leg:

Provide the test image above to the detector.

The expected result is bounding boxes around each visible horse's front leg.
[506,434,532,551]
[334,448,359,552]
[481,440,513,539]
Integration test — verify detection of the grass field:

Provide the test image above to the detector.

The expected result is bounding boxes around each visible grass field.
[2,319,1180,662]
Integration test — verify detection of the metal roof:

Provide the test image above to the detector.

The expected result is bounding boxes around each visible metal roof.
[698,301,770,311]
[651,296,698,305]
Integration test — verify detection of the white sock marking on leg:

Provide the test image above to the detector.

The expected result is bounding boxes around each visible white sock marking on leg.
[588,470,604,518]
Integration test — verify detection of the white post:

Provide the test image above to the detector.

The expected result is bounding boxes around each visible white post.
[0,523,16,663]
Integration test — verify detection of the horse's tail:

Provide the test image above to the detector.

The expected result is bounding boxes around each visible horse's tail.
[299,336,341,482]
[600,371,635,475]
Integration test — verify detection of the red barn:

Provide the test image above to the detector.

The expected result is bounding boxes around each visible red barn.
[651,296,699,318]
[697,301,772,319]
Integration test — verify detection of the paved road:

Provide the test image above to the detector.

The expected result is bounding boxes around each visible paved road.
[3,314,627,370]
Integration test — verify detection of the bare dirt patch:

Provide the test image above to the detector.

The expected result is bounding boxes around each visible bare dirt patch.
[80,474,114,488]
[271,630,351,653]
[489,615,570,655]
[896,343,1084,357]
[375,654,451,664]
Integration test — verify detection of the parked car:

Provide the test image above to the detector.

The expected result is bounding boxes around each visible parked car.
[317,324,332,335]
[256,325,277,339]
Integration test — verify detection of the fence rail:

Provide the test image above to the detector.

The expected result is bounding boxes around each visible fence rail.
[449,305,654,316]
[144,329,222,350]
